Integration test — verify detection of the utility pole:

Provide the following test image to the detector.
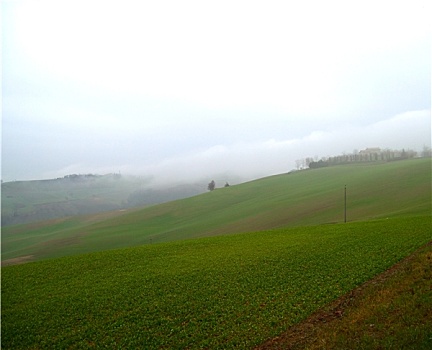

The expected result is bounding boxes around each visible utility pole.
[344,185,347,223]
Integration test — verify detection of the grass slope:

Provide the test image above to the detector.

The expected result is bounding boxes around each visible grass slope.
[2,158,431,262]
[1,175,205,227]
[1,216,430,349]
[1,175,137,226]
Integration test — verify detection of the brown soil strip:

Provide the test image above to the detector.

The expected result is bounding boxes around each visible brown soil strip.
[1,255,35,267]
[255,241,431,349]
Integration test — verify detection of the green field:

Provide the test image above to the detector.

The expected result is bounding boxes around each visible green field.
[2,158,431,263]
[1,158,431,348]
[2,216,430,349]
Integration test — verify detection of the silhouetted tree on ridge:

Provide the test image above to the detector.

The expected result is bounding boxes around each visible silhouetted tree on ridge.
[208,180,216,191]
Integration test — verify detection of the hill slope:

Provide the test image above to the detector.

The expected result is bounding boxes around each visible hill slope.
[1,174,206,227]
[2,158,431,263]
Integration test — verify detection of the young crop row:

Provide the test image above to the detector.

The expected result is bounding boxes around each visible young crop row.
[2,216,430,349]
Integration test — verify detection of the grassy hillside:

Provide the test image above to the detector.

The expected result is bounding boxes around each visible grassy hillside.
[2,216,430,349]
[2,158,430,263]
[1,174,206,227]
[1,174,135,226]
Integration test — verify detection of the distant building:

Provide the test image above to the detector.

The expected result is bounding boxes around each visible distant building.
[359,147,381,155]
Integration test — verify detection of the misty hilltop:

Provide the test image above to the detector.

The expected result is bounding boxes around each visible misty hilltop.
[1,174,207,227]
[3,146,429,227]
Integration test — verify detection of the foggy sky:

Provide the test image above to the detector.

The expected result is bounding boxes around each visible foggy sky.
[2,0,431,184]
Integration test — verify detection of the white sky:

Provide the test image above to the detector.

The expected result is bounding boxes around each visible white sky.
[2,0,431,183]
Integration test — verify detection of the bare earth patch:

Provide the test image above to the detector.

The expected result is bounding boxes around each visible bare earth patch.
[1,255,35,267]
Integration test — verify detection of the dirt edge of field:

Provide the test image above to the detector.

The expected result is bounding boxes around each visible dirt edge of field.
[255,241,432,349]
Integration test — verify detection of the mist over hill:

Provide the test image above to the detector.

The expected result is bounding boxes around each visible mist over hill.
[1,174,211,227]
[2,158,430,264]
[3,148,430,227]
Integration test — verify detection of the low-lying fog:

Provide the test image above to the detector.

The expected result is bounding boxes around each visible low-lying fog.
[3,1,430,185]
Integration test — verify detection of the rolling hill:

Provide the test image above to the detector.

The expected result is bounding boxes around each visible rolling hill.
[2,158,430,263]
[1,174,206,227]
[1,158,431,349]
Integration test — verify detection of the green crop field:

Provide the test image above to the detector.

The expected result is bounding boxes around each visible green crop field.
[2,158,431,263]
[2,216,430,349]
[1,159,431,348]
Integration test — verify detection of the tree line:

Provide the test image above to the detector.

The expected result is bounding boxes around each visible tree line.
[296,146,431,170]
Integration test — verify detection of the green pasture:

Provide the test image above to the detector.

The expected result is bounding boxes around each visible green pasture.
[2,158,430,262]
[2,216,430,349]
